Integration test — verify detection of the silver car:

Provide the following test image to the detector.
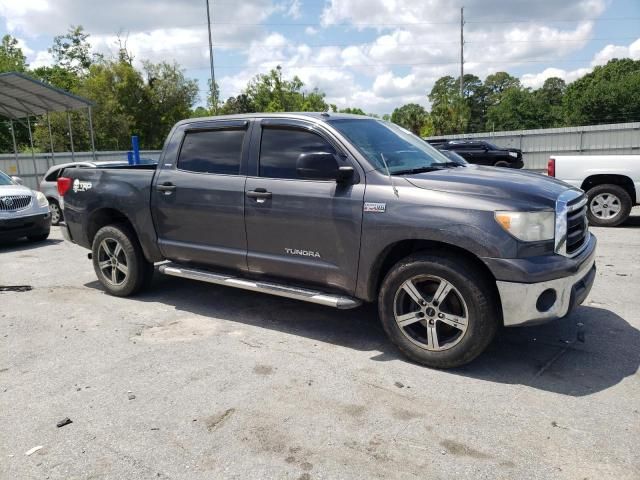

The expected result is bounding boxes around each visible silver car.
[0,170,51,242]
[40,161,129,225]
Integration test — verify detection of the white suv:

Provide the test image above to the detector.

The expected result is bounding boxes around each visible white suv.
[0,170,51,242]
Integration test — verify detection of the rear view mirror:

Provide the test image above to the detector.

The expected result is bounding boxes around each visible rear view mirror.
[11,176,23,185]
[296,152,347,181]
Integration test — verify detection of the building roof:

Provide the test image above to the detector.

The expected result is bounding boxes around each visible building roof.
[0,72,94,119]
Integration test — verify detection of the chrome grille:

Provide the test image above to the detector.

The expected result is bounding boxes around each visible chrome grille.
[0,195,32,212]
[566,196,589,255]
[555,190,589,257]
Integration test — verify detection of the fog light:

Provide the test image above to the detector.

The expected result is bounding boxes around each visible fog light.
[536,289,557,312]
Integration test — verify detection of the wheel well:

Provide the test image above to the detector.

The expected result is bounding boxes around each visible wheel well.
[87,208,136,246]
[581,174,636,203]
[371,239,500,303]
[46,196,59,206]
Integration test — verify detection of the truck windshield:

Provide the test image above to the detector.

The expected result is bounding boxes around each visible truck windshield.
[329,118,455,174]
[0,171,13,186]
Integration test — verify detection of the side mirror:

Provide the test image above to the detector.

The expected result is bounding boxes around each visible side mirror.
[11,176,23,185]
[296,152,349,182]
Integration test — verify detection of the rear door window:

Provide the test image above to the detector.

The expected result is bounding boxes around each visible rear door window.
[178,129,245,175]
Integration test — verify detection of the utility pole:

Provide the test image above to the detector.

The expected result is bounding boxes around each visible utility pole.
[205,0,217,114]
[460,6,464,98]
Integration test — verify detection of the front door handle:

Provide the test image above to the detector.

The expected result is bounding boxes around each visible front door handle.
[247,188,272,203]
[157,182,176,194]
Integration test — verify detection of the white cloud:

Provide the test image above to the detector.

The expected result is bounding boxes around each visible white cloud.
[285,0,301,19]
[521,37,640,89]
[30,50,54,68]
[4,0,633,115]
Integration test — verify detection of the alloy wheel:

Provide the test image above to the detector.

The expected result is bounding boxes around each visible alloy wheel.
[97,238,129,286]
[393,275,469,351]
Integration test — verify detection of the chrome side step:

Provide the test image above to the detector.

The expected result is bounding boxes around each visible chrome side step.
[158,263,362,310]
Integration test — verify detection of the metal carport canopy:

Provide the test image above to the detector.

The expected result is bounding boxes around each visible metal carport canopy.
[0,71,94,119]
[0,72,97,173]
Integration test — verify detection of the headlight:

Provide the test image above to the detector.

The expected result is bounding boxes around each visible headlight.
[35,191,49,208]
[495,211,555,242]
[508,151,518,158]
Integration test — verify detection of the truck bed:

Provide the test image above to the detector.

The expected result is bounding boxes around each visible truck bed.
[61,165,163,262]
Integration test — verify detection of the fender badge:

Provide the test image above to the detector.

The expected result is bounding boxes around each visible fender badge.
[364,202,386,213]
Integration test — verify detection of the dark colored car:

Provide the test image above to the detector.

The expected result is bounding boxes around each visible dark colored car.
[428,139,524,168]
[58,113,595,368]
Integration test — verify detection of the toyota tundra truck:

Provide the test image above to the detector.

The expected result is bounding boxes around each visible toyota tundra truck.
[58,113,596,368]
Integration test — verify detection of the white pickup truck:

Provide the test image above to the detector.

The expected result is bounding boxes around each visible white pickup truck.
[548,155,640,227]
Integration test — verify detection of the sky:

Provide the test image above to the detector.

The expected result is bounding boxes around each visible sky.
[1,0,639,115]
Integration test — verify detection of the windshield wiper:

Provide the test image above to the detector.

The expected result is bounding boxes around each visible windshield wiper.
[391,162,463,175]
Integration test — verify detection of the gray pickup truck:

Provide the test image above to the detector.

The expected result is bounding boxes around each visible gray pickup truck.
[59,113,596,368]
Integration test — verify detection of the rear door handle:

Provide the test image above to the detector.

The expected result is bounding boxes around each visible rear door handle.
[247,188,272,203]
[157,182,176,194]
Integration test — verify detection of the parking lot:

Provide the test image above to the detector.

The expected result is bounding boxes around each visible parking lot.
[1,212,639,480]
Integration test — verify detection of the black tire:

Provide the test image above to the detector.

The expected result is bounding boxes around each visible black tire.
[91,224,154,297]
[494,160,510,168]
[49,200,62,226]
[586,184,632,227]
[27,232,50,242]
[378,253,499,369]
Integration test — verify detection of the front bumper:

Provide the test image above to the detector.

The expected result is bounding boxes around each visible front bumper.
[495,235,597,327]
[0,212,51,240]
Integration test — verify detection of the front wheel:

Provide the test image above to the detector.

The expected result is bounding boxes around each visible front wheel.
[91,224,154,297]
[378,253,499,368]
[586,184,632,227]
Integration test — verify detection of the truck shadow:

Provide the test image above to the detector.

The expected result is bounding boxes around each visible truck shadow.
[0,237,63,252]
[87,273,639,397]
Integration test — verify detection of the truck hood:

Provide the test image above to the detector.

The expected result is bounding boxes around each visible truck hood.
[404,165,578,208]
[0,184,34,197]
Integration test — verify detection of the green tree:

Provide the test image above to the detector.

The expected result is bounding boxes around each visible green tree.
[484,71,521,107]
[0,35,29,153]
[390,103,429,135]
[534,77,566,127]
[428,76,471,135]
[486,87,544,131]
[140,61,199,148]
[244,66,308,112]
[50,25,100,76]
[220,94,255,114]
[0,35,27,73]
[300,88,329,112]
[339,107,366,115]
[563,58,640,125]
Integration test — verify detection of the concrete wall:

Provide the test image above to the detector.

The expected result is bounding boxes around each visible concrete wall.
[0,150,162,189]
[425,122,640,170]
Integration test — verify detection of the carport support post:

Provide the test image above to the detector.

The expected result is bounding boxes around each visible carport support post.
[67,111,75,161]
[87,107,96,161]
[27,116,38,184]
[46,111,55,165]
[9,119,21,176]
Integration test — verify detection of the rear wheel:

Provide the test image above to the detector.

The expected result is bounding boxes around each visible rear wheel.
[586,184,632,227]
[92,224,153,297]
[378,253,498,368]
[49,201,62,226]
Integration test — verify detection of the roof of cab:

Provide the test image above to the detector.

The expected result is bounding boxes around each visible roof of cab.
[174,112,376,128]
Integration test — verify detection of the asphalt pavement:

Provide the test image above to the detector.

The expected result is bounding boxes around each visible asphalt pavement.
[1,211,639,479]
